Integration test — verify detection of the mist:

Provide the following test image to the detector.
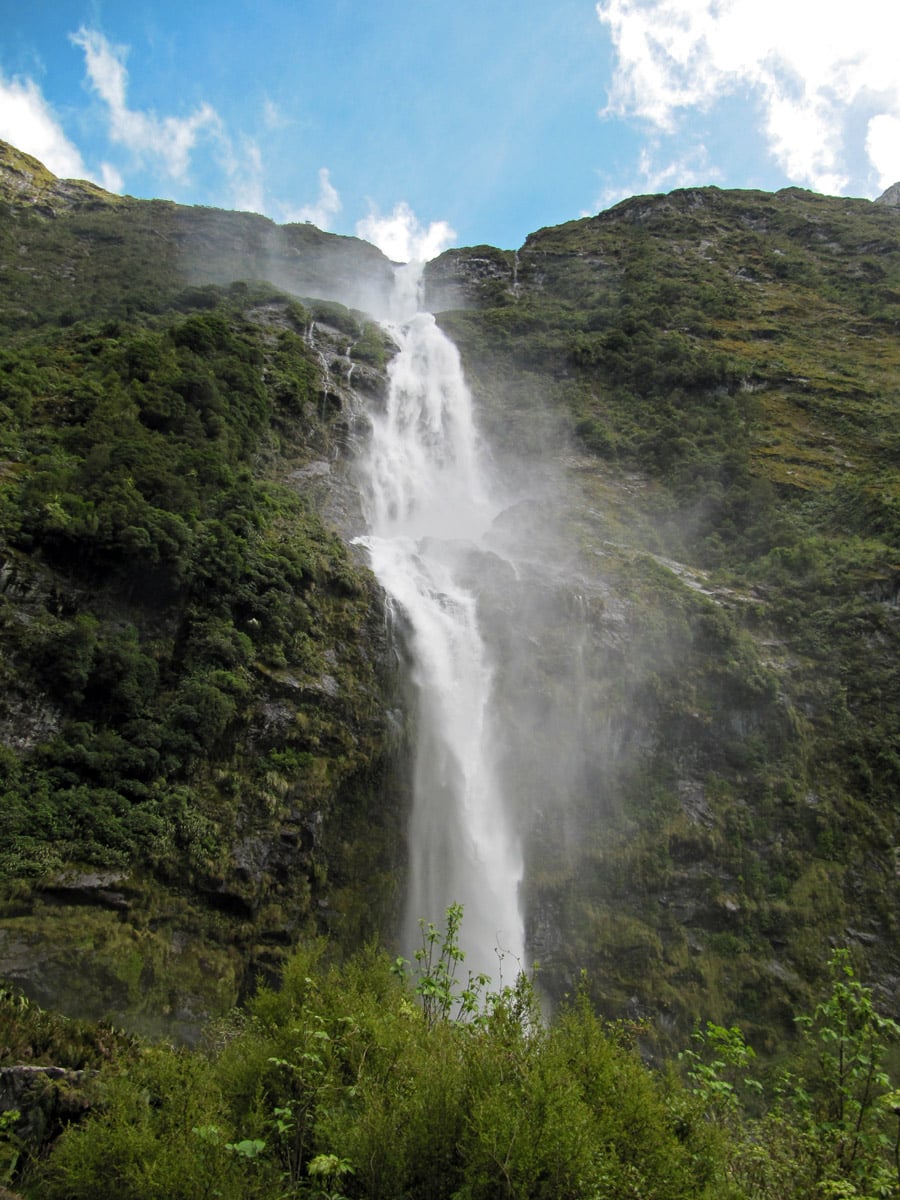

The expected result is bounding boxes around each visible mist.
[175,206,670,996]
[178,206,396,317]
[338,249,627,991]
[349,261,525,984]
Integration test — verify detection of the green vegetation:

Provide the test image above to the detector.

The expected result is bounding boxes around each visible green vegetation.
[430,186,900,1040]
[435,187,900,569]
[0,139,392,333]
[0,263,404,1018]
[0,138,405,1029]
[0,921,897,1199]
[1,140,899,1120]
[0,292,386,868]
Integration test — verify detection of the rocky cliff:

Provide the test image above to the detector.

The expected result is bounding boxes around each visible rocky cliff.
[1,141,899,1046]
[423,184,900,1036]
[0,141,407,1036]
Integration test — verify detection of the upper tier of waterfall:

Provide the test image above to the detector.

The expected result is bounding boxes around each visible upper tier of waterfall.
[353,262,525,987]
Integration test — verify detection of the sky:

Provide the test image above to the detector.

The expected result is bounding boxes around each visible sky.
[1,0,898,261]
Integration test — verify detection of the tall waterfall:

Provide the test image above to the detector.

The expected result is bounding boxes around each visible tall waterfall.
[354,263,525,985]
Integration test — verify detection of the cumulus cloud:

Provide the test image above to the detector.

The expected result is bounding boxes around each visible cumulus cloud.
[71,26,218,181]
[280,167,342,229]
[596,0,900,195]
[356,201,456,263]
[866,114,900,193]
[0,71,122,191]
[0,73,88,178]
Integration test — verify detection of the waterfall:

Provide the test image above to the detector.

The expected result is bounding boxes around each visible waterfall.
[354,263,525,986]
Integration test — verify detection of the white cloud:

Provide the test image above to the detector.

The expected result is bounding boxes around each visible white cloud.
[72,27,274,210]
[596,0,900,195]
[217,137,266,214]
[593,141,720,210]
[280,167,342,229]
[262,98,289,130]
[99,161,124,192]
[355,201,456,262]
[866,114,900,193]
[0,71,123,194]
[0,73,90,180]
[70,26,218,181]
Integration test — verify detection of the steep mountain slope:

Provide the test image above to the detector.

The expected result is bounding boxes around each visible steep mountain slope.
[0,141,405,1036]
[1,138,899,1048]
[425,185,900,1038]
[0,140,394,329]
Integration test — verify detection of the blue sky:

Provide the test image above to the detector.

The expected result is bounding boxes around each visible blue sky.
[1,1,898,259]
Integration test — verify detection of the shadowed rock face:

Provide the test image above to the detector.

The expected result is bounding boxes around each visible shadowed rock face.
[0,1064,94,1169]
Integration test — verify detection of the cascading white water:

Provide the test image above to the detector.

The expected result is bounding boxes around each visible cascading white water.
[354,263,525,985]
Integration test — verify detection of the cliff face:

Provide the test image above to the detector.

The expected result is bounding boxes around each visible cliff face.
[0,142,407,1036]
[423,184,900,1035]
[1,141,899,1044]
[0,139,395,330]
